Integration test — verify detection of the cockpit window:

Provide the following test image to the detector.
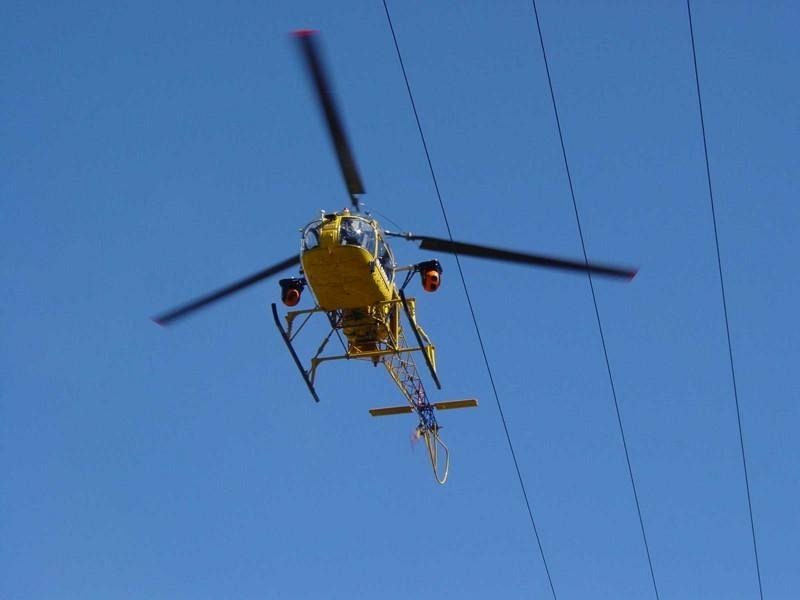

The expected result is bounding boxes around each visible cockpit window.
[302,220,322,250]
[377,237,393,274]
[340,217,375,252]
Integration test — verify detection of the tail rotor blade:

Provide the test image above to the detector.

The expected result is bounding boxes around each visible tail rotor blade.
[294,30,364,208]
[432,399,478,411]
[369,405,415,417]
[152,255,300,326]
[369,399,478,416]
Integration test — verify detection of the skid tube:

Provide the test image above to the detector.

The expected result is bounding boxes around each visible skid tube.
[399,290,441,390]
[271,303,320,403]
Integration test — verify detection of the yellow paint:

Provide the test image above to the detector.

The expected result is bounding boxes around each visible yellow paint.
[302,244,392,310]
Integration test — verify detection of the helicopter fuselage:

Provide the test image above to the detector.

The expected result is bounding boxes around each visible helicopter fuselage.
[300,212,395,310]
[297,212,400,351]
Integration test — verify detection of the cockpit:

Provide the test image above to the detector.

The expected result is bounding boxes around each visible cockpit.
[339,216,375,250]
[302,215,394,278]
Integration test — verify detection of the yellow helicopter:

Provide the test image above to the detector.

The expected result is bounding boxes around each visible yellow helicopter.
[153,31,636,483]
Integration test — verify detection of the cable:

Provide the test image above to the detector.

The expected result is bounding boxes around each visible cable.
[527,2,661,598]
[686,3,764,598]
[381,2,558,598]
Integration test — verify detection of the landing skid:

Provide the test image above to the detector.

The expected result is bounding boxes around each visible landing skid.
[271,303,320,403]
[399,290,441,390]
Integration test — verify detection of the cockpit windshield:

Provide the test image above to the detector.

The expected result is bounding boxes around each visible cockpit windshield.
[339,217,375,252]
[301,214,394,283]
[302,220,323,250]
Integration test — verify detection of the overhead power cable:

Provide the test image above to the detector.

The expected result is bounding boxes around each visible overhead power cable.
[686,2,764,598]
[381,2,558,598]
[528,2,660,598]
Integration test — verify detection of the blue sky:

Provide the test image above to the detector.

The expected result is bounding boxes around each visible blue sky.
[2,1,798,598]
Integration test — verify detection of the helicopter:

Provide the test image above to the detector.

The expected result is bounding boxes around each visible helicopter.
[153,30,637,484]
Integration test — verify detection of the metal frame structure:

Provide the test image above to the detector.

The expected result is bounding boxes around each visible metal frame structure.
[272,296,468,483]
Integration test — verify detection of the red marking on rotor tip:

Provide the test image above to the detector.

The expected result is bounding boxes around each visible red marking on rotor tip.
[151,317,165,327]
[292,29,317,38]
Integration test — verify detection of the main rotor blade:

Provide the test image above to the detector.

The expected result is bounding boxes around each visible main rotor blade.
[152,255,301,326]
[409,235,637,280]
[294,30,365,207]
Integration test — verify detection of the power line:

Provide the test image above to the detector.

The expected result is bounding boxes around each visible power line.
[527,2,661,598]
[685,2,764,598]
[381,2,558,598]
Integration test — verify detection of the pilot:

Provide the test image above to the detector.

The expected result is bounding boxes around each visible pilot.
[340,218,364,246]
